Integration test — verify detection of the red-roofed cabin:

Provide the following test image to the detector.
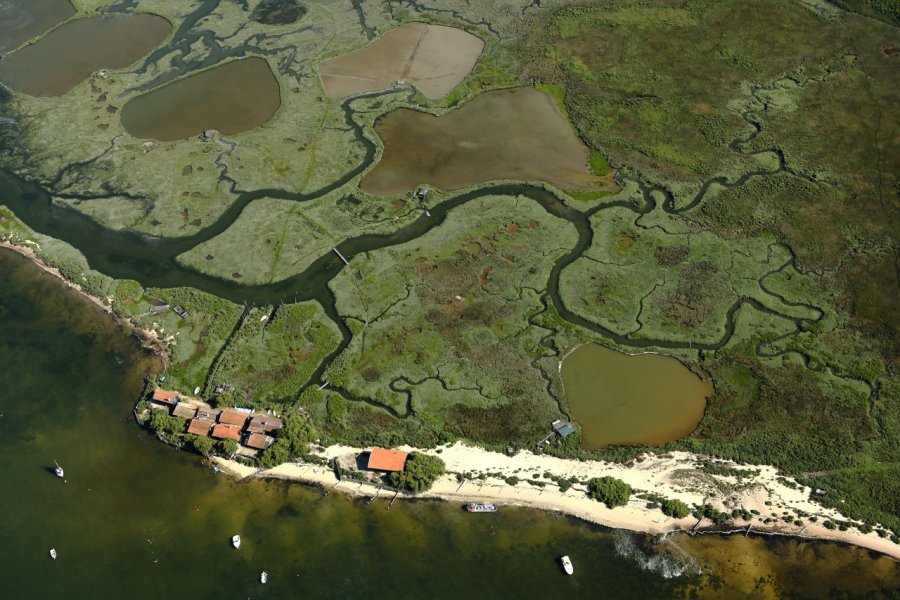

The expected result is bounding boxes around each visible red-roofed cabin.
[244,433,274,450]
[151,389,179,406]
[247,415,284,434]
[366,448,408,472]
[211,424,242,441]
[187,418,214,436]
[218,409,249,428]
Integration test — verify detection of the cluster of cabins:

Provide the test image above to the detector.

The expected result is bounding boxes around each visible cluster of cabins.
[151,388,284,456]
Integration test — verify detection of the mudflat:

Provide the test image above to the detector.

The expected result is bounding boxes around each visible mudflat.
[361,87,605,195]
[0,13,170,96]
[319,22,484,99]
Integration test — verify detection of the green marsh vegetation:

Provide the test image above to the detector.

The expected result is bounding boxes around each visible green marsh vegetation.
[516,0,898,533]
[0,0,897,541]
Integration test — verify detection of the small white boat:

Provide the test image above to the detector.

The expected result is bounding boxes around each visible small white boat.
[260,571,268,584]
[231,535,241,549]
[464,502,497,513]
[49,548,57,560]
[560,555,573,575]
[54,460,64,478]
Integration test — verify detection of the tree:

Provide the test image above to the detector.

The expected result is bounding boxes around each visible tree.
[148,410,185,436]
[217,438,238,456]
[280,414,318,455]
[587,476,632,508]
[660,498,691,519]
[389,452,446,494]
[190,434,215,457]
[258,439,290,468]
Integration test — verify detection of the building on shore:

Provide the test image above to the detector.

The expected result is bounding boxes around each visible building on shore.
[151,389,179,408]
[218,408,250,428]
[244,433,275,451]
[247,415,284,435]
[211,424,242,441]
[173,404,197,420]
[365,448,408,472]
[187,418,215,436]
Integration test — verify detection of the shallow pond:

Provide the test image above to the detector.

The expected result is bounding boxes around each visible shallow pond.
[561,343,711,448]
[319,22,484,99]
[0,13,170,96]
[120,56,280,141]
[0,0,74,54]
[360,88,605,195]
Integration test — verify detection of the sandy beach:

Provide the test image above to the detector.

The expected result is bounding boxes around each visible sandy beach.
[214,442,900,560]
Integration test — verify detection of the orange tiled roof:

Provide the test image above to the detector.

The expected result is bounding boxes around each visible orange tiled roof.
[218,409,249,427]
[367,448,408,472]
[244,433,274,450]
[152,389,179,404]
[211,424,242,441]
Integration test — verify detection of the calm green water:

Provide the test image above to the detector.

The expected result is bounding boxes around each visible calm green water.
[0,248,897,599]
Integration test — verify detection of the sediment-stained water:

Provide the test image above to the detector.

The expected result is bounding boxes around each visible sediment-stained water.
[561,343,712,447]
[0,13,170,96]
[0,0,74,54]
[120,57,281,141]
[0,249,896,599]
[360,88,605,195]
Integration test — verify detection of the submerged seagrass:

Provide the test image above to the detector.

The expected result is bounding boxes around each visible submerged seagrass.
[561,344,712,448]
[120,57,280,141]
[0,13,170,96]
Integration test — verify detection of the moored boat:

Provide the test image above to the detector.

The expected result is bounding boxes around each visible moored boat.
[49,548,57,560]
[464,502,497,513]
[260,571,268,584]
[231,534,241,548]
[560,555,573,575]
[54,460,64,478]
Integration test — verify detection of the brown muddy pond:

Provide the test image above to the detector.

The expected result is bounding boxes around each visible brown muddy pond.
[0,13,170,96]
[319,23,483,99]
[0,0,74,54]
[361,87,605,196]
[561,343,711,448]
[120,57,281,141]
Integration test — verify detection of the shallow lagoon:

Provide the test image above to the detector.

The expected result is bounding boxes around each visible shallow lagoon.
[0,13,170,96]
[361,88,605,195]
[561,343,712,448]
[0,0,74,54]
[120,57,281,141]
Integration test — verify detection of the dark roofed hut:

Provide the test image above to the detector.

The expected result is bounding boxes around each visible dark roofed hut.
[552,419,576,438]
[247,415,284,435]
[187,418,214,436]
[173,404,198,419]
